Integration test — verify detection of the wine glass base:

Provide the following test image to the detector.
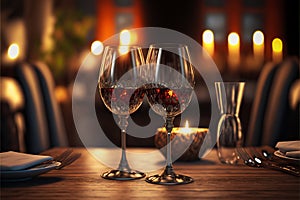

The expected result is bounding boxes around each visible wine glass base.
[101,169,145,180]
[145,174,193,185]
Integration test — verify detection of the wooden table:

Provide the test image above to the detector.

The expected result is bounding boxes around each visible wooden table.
[1,147,300,199]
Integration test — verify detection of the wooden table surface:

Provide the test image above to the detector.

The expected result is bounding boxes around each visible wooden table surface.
[1,147,300,200]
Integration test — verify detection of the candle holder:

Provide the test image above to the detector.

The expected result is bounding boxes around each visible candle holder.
[154,127,208,161]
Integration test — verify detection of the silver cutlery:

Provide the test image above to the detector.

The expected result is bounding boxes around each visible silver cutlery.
[42,149,81,170]
[237,147,300,177]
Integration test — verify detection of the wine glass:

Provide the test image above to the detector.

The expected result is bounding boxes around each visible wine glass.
[145,43,195,185]
[98,45,146,180]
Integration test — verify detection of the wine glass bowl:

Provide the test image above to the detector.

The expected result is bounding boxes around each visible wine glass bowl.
[98,45,146,180]
[144,43,195,185]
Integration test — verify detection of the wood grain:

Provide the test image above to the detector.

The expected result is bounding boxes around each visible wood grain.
[1,147,300,200]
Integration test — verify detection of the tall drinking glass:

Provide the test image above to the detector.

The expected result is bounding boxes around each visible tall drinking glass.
[98,45,146,180]
[145,43,195,185]
[215,82,245,164]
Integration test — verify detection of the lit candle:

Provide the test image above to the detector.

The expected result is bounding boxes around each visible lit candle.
[253,30,264,61]
[228,32,240,68]
[154,120,208,161]
[172,120,203,136]
[119,29,131,55]
[202,30,214,58]
[272,38,283,63]
[181,120,192,134]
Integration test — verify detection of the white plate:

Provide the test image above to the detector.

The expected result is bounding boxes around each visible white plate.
[0,161,61,181]
[274,150,300,161]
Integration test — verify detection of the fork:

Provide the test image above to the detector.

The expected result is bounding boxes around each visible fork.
[44,149,81,169]
[237,147,300,176]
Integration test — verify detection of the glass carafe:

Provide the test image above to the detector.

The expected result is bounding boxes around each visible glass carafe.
[215,82,245,165]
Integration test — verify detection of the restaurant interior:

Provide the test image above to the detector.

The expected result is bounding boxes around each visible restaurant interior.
[1,0,300,153]
[1,0,299,154]
[1,0,300,197]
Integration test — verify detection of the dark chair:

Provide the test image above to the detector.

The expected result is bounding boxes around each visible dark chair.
[0,77,26,152]
[31,61,68,148]
[262,58,299,146]
[246,58,300,147]
[1,62,68,154]
[245,62,280,146]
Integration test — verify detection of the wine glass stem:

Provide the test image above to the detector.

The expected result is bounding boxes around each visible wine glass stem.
[165,117,174,169]
[118,115,130,172]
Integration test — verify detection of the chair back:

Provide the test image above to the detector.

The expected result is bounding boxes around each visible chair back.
[262,58,299,146]
[1,62,68,154]
[246,62,279,146]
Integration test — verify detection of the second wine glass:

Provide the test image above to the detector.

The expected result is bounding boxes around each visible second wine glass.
[145,43,195,185]
[98,45,146,180]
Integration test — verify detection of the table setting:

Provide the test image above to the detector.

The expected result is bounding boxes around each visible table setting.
[1,42,299,199]
[0,149,81,182]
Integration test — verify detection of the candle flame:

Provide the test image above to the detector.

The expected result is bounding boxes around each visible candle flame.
[228,32,239,46]
[118,46,129,55]
[119,29,131,55]
[272,38,283,52]
[272,38,283,63]
[182,120,191,134]
[185,120,189,128]
[120,29,131,45]
[202,30,214,57]
[253,31,264,45]
[203,30,214,44]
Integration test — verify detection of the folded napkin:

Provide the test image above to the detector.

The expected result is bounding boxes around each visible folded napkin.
[0,151,53,171]
[275,140,300,158]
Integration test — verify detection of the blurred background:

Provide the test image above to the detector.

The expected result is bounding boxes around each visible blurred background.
[1,0,299,153]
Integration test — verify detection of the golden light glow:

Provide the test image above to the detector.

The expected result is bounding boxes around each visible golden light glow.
[168,90,173,96]
[203,30,214,44]
[185,120,189,128]
[120,29,131,45]
[118,46,129,55]
[55,86,68,103]
[202,30,214,57]
[227,32,240,68]
[119,29,131,55]
[228,32,239,46]
[253,31,264,61]
[2,79,23,109]
[253,31,264,45]
[272,38,283,63]
[181,120,191,134]
[7,43,19,59]
[91,40,103,55]
[272,38,283,52]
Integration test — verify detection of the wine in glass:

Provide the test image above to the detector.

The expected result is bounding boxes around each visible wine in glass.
[98,45,146,180]
[145,43,195,185]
